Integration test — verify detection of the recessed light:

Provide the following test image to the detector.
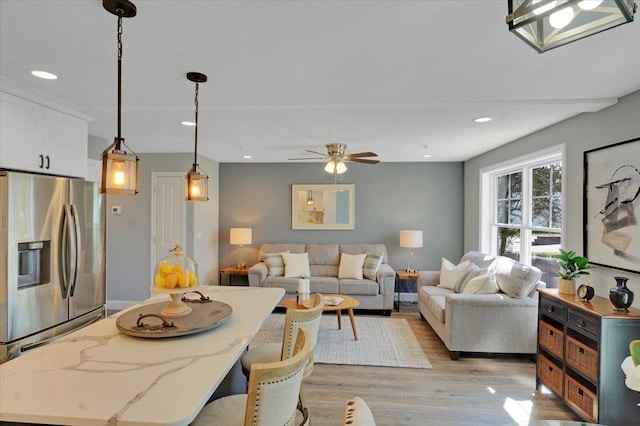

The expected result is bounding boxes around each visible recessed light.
[242,155,252,159]
[422,154,432,158]
[181,121,196,126]
[30,70,58,80]
[473,117,492,123]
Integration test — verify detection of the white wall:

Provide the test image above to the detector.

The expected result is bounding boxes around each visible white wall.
[464,90,640,308]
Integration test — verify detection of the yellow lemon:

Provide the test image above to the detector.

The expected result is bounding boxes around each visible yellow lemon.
[159,262,173,276]
[154,273,165,288]
[177,272,188,288]
[164,272,178,289]
[187,271,198,286]
[172,264,184,274]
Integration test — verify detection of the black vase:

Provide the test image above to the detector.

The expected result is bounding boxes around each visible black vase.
[609,276,634,313]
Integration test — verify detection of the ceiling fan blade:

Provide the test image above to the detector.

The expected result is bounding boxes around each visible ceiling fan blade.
[348,158,380,164]
[288,157,326,160]
[345,151,378,158]
[306,149,329,157]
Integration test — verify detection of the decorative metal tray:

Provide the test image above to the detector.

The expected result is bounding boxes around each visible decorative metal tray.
[116,291,233,338]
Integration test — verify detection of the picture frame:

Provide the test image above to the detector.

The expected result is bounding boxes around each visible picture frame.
[583,137,640,273]
[291,184,355,230]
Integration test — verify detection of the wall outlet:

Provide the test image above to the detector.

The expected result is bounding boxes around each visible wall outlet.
[112,206,122,215]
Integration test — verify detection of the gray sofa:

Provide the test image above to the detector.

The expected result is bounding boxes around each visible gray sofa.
[248,243,395,315]
[418,250,545,360]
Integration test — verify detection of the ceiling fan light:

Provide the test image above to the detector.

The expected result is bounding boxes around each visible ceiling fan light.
[336,160,348,174]
[324,160,336,174]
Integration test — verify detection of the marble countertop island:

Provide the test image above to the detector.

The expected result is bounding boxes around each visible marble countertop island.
[0,286,284,426]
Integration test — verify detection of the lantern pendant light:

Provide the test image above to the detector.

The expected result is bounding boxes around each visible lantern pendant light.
[185,72,209,201]
[100,0,139,195]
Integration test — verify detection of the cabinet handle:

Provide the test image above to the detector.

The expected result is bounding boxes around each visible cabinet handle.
[39,154,44,169]
[547,305,554,313]
[45,155,50,170]
[578,320,586,328]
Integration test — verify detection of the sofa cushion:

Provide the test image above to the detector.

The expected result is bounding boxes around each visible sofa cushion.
[338,253,366,279]
[462,274,499,294]
[263,251,288,277]
[363,253,384,280]
[339,278,379,296]
[307,244,339,266]
[493,257,542,298]
[263,276,339,294]
[426,295,446,323]
[439,258,472,290]
[282,252,311,278]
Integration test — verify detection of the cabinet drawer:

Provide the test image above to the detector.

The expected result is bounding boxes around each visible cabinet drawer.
[565,375,597,423]
[567,309,599,337]
[540,296,566,322]
[566,336,598,382]
[539,320,563,358]
[538,354,563,397]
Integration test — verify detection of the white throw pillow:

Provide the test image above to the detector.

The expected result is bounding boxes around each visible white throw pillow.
[282,252,311,278]
[439,258,472,290]
[455,265,490,293]
[462,274,499,294]
[338,253,367,279]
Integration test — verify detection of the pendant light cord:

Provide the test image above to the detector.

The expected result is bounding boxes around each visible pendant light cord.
[116,12,124,148]
[193,82,199,167]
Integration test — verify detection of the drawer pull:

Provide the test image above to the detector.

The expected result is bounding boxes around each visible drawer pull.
[579,347,585,354]
[578,319,586,328]
[548,305,554,313]
[548,366,553,372]
[578,389,584,397]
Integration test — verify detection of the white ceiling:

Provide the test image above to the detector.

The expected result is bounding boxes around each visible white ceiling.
[1,0,639,163]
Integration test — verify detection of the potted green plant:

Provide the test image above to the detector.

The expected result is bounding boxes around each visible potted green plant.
[554,249,592,295]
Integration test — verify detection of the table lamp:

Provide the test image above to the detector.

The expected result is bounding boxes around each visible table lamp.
[400,230,423,273]
[230,228,252,268]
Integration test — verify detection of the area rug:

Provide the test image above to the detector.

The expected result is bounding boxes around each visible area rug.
[250,314,432,369]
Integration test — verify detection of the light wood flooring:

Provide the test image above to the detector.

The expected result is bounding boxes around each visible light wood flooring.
[302,305,580,426]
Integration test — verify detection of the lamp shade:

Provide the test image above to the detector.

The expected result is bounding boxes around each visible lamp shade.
[400,230,423,248]
[230,228,252,246]
[506,0,637,53]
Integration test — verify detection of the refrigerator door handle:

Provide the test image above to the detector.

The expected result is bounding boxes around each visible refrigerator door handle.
[58,205,69,298]
[69,204,80,297]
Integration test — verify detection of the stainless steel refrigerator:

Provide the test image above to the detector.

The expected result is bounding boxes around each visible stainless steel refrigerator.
[0,171,105,363]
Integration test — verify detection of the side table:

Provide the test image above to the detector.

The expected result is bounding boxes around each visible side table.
[395,270,419,312]
[219,265,252,286]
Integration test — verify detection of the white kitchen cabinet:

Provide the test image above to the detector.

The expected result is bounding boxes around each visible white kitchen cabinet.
[0,90,88,178]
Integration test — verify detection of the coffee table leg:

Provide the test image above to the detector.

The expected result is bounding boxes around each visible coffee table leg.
[336,309,342,330]
[348,308,358,340]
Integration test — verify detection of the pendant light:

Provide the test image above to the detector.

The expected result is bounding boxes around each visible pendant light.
[100,0,139,195]
[185,72,209,201]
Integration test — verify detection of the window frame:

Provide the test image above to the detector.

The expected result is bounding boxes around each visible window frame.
[479,144,566,266]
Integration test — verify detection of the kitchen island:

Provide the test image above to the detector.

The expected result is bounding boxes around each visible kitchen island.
[0,286,284,426]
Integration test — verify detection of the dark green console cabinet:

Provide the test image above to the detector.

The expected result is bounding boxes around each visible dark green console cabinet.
[537,289,640,425]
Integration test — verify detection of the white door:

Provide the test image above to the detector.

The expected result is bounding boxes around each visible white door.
[151,173,186,286]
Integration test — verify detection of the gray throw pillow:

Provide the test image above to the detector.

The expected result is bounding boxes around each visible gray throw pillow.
[363,253,383,280]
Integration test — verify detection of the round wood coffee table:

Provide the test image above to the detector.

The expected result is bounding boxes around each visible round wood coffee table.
[283,294,360,340]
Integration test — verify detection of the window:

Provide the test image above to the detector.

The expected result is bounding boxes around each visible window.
[480,146,564,287]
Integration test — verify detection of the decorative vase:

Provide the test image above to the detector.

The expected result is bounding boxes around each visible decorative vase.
[609,276,634,313]
[558,278,576,295]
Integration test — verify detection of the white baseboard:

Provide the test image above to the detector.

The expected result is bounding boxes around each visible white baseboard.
[107,300,139,311]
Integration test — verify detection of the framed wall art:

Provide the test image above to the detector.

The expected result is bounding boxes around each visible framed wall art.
[291,184,354,230]
[584,137,640,273]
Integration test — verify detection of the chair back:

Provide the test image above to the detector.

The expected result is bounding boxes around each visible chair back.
[343,397,376,426]
[281,293,325,360]
[245,328,311,426]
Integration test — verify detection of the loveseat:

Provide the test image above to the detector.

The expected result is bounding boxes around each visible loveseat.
[418,250,545,360]
[248,243,395,315]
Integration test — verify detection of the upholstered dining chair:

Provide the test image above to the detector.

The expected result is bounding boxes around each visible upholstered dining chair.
[343,397,376,426]
[241,293,324,424]
[191,327,311,426]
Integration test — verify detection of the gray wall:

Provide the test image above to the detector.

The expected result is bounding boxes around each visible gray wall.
[464,90,640,308]
[219,162,464,272]
[106,153,219,307]
[87,134,108,160]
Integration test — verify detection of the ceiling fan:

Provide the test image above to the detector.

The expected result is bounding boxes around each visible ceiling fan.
[289,143,379,174]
